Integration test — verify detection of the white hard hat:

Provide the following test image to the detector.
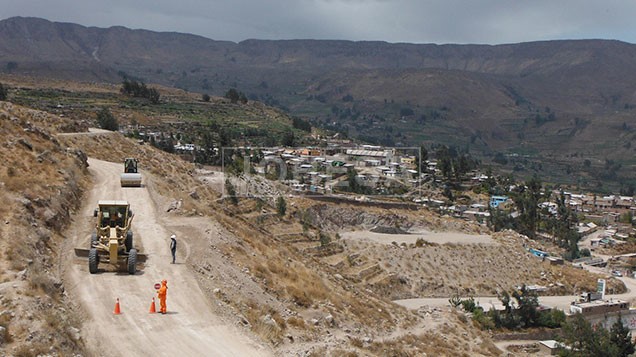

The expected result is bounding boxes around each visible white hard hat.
[170,234,176,239]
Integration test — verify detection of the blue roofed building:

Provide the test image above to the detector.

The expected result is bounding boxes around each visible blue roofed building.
[490,195,509,208]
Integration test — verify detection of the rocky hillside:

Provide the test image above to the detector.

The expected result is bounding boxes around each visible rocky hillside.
[0,102,88,356]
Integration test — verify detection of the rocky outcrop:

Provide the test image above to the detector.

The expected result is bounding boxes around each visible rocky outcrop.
[301,204,412,232]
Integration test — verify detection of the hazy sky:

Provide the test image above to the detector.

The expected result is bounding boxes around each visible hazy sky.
[1,0,635,44]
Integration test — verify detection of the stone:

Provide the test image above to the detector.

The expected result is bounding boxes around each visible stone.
[166,200,182,212]
[67,327,81,342]
[325,314,335,327]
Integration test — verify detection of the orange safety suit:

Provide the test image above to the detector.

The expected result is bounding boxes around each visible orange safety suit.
[157,280,168,314]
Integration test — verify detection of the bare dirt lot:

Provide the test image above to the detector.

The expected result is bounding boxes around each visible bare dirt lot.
[63,158,271,356]
[340,230,496,246]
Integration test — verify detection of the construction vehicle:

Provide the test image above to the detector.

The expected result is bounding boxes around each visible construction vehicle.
[75,200,146,274]
[121,158,142,187]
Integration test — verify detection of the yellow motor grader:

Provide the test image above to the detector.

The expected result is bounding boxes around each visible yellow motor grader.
[75,200,146,274]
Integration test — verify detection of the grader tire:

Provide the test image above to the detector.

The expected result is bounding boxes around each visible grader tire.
[90,232,98,247]
[125,231,133,251]
[89,248,99,274]
[127,249,137,275]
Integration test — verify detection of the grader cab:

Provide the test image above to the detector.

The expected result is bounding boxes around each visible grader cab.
[76,200,145,274]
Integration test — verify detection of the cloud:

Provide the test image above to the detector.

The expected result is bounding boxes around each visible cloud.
[1,0,635,44]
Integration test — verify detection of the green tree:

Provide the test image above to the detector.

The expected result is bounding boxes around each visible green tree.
[493,152,508,165]
[292,117,312,132]
[512,285,540,328]
[147,88,160,104]
[96,107,118,131]
[225,88,240,103]
[344,169,372,195]
[558,314,619,356]
[490,291,519,329]
[120,79,160,103]
[0,82,7,101]
[610,315,635,357]
[417,145,429,173]
[239,92,248,104]
[552,191,580,260]
[511,175,542,238]
[281,129,295,147]
[443,185,454,202]
[537,309,566,329]
[202,93,211,102]
[488,204,515,232]
[276,196,287,217]
[319,231,331,247]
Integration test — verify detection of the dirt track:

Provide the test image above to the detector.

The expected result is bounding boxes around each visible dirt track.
[63,158,270,356]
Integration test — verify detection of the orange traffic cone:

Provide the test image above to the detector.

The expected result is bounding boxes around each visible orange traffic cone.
[149,297,156,314]
[114,298,121,315]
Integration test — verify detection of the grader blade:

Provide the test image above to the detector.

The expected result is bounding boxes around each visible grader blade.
[74,248,147,262]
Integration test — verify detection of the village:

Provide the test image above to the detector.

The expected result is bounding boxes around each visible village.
[164,135,636,354]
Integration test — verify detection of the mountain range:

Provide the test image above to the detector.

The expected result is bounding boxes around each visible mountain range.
[1,16,635,188]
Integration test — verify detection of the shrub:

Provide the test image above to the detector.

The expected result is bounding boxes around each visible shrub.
[225,88,247,104]
[537,309,566,328]
[461,297,478,313]
[276,196,286,217]
[319,232,331,247]
[0,82,7,101]
[120,79,160,103]
[472,308,494,330]
[96,107,118,131]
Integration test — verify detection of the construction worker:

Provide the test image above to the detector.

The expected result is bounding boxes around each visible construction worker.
[157,279,168,314]
[170,234,177,264]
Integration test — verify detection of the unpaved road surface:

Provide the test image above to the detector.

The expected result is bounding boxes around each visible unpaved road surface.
[395,258,636,313]
[394,295,580,312]
[63,158,270,356]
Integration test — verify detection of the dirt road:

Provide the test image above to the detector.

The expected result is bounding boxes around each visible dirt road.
[393,295,580,312]
[63,158,270,356]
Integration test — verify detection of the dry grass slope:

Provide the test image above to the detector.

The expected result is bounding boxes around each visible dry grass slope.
[0,102,88,355]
